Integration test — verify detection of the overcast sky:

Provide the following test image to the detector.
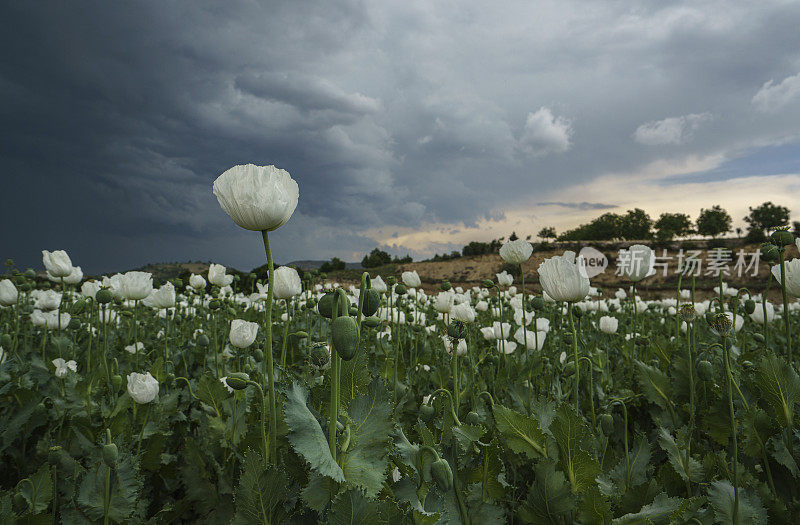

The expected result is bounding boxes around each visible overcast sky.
[3,1,800,274]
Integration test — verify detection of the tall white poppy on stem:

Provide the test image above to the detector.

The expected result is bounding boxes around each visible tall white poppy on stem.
[213,163,298,466]
[500,239,533,351]
[538,250,590,415]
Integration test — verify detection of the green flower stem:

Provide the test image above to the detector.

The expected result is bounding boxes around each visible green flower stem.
[280,299,293,373]
[761,275,772,347]
[247,381,269,466]
[260,230,278,465]
[675,273,683,338]
[630,282,638,365]
[327,289,348,462]
[568,304,580,416]
[136,404,151,456]
[778,249,792,363]
[212,310,219,379]
[103,464,111,525]
[520,264,528,351]
[722,334,739,523]
[578,356,596,430]
[451,350,460,414]
[431,388,462,426]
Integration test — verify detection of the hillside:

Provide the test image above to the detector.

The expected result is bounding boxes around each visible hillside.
[328,239,788,299]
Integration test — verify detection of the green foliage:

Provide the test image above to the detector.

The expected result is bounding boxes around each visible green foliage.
[654,212,693,241]
[707,480,768,525]
[340,379,393,497]
[696,204,732,238]
[362,248,393,268]
[320,257,347,273]
[329,489,383,525]
[284,382,346,482]
[232,450,288,525]
[518,459,576,524]
[550,405,600,494]
[744,201,790,237]
[754,351,800,428]
[492,403,548,459]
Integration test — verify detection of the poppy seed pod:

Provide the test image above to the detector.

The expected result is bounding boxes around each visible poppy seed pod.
[440,281,452,291]
[331,316,359,360]
[679,304,697,321]
[395,284,407,295]
[24,269,36,280]
[447,320,467,340]
[709,313,733,335]
[532,296,544,310]
[760,243,780,264]
[770,227,794,248]
[48,445,62,466]
[362,289,381,317]
[96,289,114,304]
[386,276,397,286]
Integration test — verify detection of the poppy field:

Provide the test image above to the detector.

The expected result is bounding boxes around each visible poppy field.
[1,165,800,524]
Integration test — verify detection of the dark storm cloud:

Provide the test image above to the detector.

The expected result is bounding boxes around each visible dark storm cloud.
[538,202,617,211]
[2,1,800,273]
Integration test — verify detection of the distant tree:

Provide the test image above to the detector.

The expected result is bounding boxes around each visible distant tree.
[320,257,345,273]
[509,231,519,241]
[392,254,413,264]
[793,221,800,237]
[654,212,692,242]
[558,213,622,241]
[744,201,790,242]
[619,208,652,240]
[538,226,557,240]
[361,248,392,268]
[696,205,732,238]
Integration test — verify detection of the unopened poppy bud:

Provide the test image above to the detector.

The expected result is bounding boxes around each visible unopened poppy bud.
[226,307,236,316]
[292,331,309,339]
[431,458,454,491]
[770,227,794,248]
[697,360,713,381]
[68,318,81,330]
[225,372,250,391]
[362,289,381,317]
[197,334,210,347]
[420,404,435,422]
[209,299,221,310]
[348,306,358,316]
[532,297,544,310]
[744,300,756,315]
[362,317,381,329]
[317,292,335,319]
[572,305,583,318]
[386,276,397,286]
[481,279,494,288]
[254,349,264,361]
[1,334,11,348]
[24,269,36,280]
[465,411,481,425]
[753,333,765,343]
[440,281,451,291]
[112,375,123,391]
[394,284,407,295]
[72,298,87,314]
[332,316,359,361]
[599,414,614,434]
